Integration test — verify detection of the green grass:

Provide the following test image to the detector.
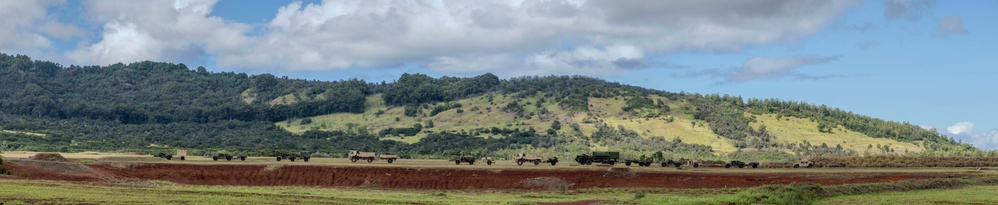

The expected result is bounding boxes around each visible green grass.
[0,179,738,205]
[816,185,998,205]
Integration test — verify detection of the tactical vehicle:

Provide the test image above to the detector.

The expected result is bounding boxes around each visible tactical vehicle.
[575,151,620,165]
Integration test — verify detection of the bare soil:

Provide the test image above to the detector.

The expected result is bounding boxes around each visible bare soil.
[2,161,968,190]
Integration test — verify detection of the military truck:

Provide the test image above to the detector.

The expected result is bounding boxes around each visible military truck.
[275,151,310,162]
[575,151,620,165]
[453,156,476,165]
[724,160,760,168]
[348,150,398,163]
[514,153,544,165]
[794,160,814,168]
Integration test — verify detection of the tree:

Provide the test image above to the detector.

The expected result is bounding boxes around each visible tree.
[551,119,562,130]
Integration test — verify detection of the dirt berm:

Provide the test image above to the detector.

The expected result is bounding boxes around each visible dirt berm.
[81,163,955,190]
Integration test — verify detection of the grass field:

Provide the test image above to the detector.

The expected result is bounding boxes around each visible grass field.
[0,179,741,205]
[3,178,998,205]
[817,185,998,205]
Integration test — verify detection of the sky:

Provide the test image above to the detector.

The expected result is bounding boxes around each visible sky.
[1,0,996,150]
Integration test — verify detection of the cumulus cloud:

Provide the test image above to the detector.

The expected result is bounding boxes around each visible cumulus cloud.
[7,0,861,76]
[210,0,859,75]
[947,121,974,135]
[935,16,968,36]
[884,0,934,20]
[0,0,84,56]
[66,0,253,66]
[944,122,998,150]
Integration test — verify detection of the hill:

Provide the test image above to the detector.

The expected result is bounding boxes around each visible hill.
[0,53,984,161]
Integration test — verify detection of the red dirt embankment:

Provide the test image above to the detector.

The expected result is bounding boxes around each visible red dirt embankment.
[84,163,955,190]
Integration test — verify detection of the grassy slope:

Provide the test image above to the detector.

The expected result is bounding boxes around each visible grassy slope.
[749,114,924,155]
[275,93,924,157]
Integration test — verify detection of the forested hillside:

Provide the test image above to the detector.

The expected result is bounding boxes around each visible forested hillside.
[0,53,986,161]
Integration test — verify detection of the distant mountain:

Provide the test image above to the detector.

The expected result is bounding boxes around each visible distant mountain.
[0,53,980,160]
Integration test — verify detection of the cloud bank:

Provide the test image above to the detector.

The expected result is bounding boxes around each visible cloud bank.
[1,0,860,77]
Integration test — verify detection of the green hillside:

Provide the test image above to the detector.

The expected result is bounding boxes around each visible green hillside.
[0,52,987,161]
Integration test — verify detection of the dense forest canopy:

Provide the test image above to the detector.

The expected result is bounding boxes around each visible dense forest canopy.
[0,53,985,159]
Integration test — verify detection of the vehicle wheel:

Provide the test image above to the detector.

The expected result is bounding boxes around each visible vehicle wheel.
[674,163,681,168]
[213,157,218,161]
[608,161,615,166]
[738,164,745,168]
[303,157,309,162]
[165,155,172,160]
[807,164,813,168]
[752,164,758,168]
[550,162,557,166]
[367,158,373,163]
[661,162,668,167]
[290,157,296,162]
[693,163,699,168]
[180,156,185,161]
[469,161,474,165]
[794,164,800,168]
[487,161,492,165]
[455,160,461,165]
[240,156,246,161]
[534,161,540,165]
[226,156,233,161]
[517,161,524,165]
[625,161,632,166]
[388,159,394,163]
[277,157,282,161]
[351,158,358,163]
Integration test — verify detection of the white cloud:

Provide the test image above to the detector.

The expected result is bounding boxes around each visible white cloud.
[947,121,974,135]
[212,0,859,75]
[6,0,862,76]
[944,122,998,150]
[0,0,84,57]
[66,0,253,66]
[935,16,968,36]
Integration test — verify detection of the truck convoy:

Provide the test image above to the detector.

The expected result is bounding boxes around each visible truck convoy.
[349,150,398,163]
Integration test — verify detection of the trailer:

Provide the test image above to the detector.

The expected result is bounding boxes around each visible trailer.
[514,153,544,165]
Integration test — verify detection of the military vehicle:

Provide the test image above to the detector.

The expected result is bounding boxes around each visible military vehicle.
[514,153,544,165]
[624,159,653,166]
[483,157,495,165]
[453,156,476,165]
[725,160,760,168]
[661,159,683,167]
[348,150,398,163]
[685,160,703,168]
[794,160,814,168]
[212,153,247,161]
[545,157,559,166]
[275,151,310,162]
[153,152,173,160]
[575,151,620,165]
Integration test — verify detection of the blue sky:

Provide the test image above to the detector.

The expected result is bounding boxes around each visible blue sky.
[1,0,995,149]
